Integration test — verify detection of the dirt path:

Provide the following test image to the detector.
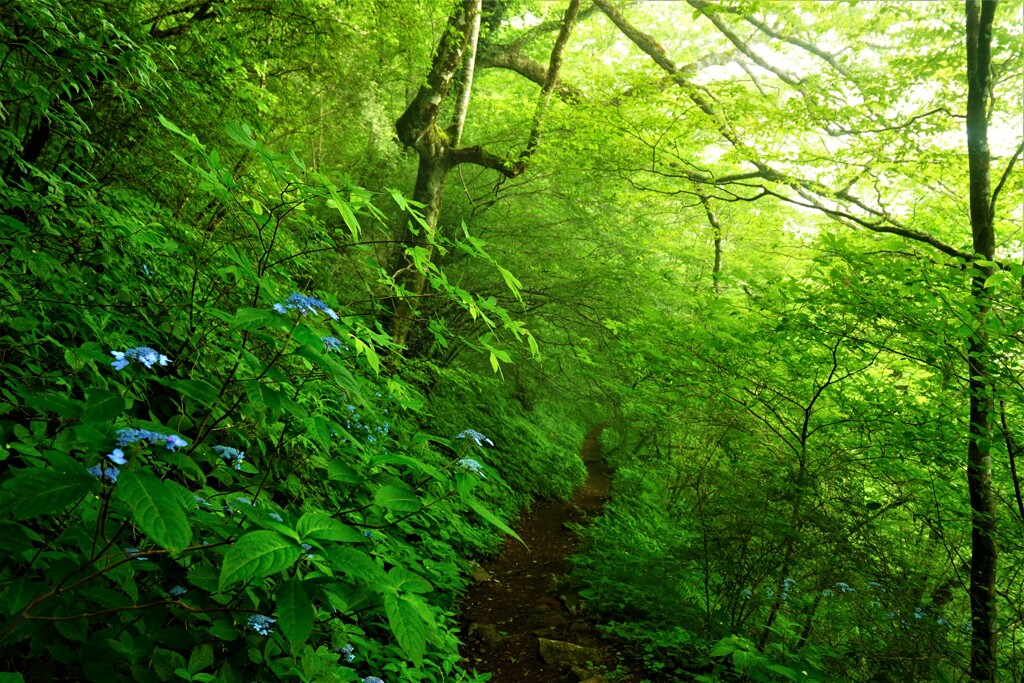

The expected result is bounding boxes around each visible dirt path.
[459,426,640,683]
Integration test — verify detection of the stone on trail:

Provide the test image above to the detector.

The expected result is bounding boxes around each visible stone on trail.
[538,638,599,670]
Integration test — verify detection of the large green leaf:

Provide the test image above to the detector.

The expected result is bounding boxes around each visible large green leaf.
[374,484,421,513]
[82,388,124,423]
[388,567,432,594]
[276,578,314,649]
[296,513,364,542]
[218,531,300,590]
[114,470,192,551]
[383,593,426,667]
[466,498,526,548]
[1,468,97,520]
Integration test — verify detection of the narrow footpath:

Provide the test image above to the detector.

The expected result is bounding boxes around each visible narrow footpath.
[459,426,640,683]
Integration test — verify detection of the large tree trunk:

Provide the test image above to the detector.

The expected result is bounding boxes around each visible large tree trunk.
[389,0,581,353]
[389,0,481,351]
[964,1,998,680]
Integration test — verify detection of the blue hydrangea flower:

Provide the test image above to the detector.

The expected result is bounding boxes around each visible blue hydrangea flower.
[740,588,753,600]
[268,513,283,522]
[116,429,187,451]
[322,336,349,352]
[362,677,384,683]
[822,589,834,597]
[168,585,188,597]
[835,582,855,593]
[87,464,120,484]
[106,448,127,465]
[272,293,339,320]
[124,547,148,561]
[338,643,356,663]
[868,581,885,591]
[363,531,373,538]
[914,607,926,619]
[110,346,171,371]
[455,458,486,479]
[212,445,245,470]
[247,614,276,636]
[456,429,495,448]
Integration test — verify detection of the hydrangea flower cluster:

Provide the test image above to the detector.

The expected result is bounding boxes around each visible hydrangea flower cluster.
[781,577,795,601]
[212,445,245,470]
[167,586,188,597]
[116,429,187,451]
[455,458,486,479]
[338,643,355,663]
[247,614,276,636]
[362,677,384,683]
[322,336,349,352]
[87,464,120,484]
[342,405,390,448]
[110,346,171,371]
[272,293,339,320]
[124,547,148,561]
[457,429,495,448]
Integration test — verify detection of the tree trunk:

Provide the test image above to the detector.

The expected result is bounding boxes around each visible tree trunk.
[390,0,481,350]
[389,0,581,353]
[964,2,998,680]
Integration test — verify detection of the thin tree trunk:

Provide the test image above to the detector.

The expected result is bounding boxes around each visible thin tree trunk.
[699,194,723,293]
[965,2,998,680]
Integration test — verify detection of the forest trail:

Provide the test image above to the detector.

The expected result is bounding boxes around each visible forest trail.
[459,426,640,683]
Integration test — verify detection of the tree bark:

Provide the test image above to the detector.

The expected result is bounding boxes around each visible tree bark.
[965,1,998,680]
[389,0,581,352]
[390,0,481,351]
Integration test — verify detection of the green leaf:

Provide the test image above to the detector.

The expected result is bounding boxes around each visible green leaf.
[82,388,124,423]
[296,513,365,542]
[388,567,433,594]
[1,468,96,520]
[374,484,421,513]
[218,531,300,590]
[0,673,26,683]
[159,378,221,405]
[466,497,526,548]
[114,470,192,551]
[327,461,363,484]
[276,578,314,649]
[383,593,426,667]
[188,644,214,675]
[229,307,292,333]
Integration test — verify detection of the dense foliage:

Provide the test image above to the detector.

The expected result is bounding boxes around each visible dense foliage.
[1,0,1022,682]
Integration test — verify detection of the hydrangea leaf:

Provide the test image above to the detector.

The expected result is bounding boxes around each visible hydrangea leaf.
[276,578,314,649]
[82,388,124,423]
[466,497,526,548]
[383,592,426,667]
[374,484,421,513]
[218,531,300,590]
[1,468,97,520]
[296,513,364,542]
[114,470,192,551]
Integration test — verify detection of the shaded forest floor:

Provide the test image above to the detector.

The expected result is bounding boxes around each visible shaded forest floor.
[459,427,642,683]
